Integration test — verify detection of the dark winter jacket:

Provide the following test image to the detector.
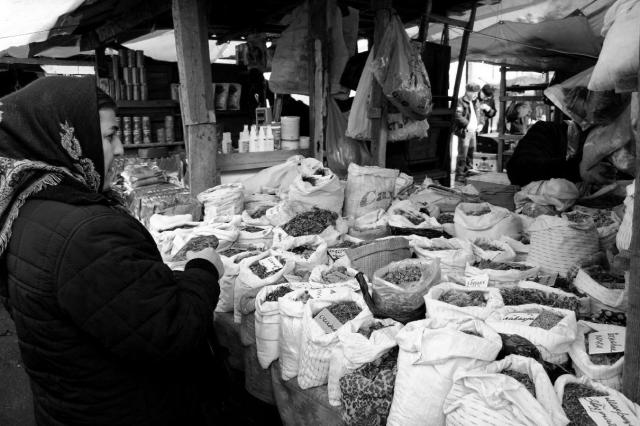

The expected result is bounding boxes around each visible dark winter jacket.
[453,96,485,137]
[507,121,582,186]
[3,184,220,426]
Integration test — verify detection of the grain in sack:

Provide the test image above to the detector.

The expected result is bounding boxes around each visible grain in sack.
[454,202,522,241]
[387,318,502,426]
[425,283,504,321]
[344,163,399,218]
[443,355,569,426]
[197,183,244,223]
[409,236,475,281]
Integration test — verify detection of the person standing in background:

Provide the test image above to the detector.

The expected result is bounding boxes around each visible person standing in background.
[454,82,485,181]
[478,84,497,133]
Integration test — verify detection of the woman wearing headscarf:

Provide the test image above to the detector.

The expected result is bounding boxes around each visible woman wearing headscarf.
[0,77,223,425]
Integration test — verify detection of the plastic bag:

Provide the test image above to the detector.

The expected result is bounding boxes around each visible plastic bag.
[242,155,304,195]
[371,13,432,120]
[346,49,375,140]
[348,209,389,240]
[268,3,309,94]
[197,183,245,223]
[514,179,580,212]
[408,236,475,281]
[287,160,345,214]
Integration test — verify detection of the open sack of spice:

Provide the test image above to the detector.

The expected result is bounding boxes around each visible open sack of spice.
[574,265,627,313]
[568,320,625,391]
[386,199,442,231]
[236,224,273,249]
[297,292,372,389]
[254,283,297,368]
[554,374,640,426]
[265,199,309,227]
[273,207,348,247]
[500,281,585,317]
[273,235,329,270]
[443,354,569,426]
[387,318,502,426]
[424,283,504,321]
[215,249,262,313]
[287,157,345,214]
[486,305,577,364]
[309,264,362,290]
[454,202,522,241]
[408,236,475,281]
[465,258,539,287]
[327,317,402,406]
[572,205,621,251]
[472,237,517,262]
[241,193,279,226]
[347,208,390,240]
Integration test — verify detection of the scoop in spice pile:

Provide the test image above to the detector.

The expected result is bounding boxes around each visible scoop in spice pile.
[438,290,487,307]
[382,265,422,287]
[500,287,579,313]
[288,244,317,259]
[529,310,564,330]
[172,235,219,261]
[584,332,624,366]
[501,369,536,397]
[320,266,352,284]
[437,213,454,224]
[282,208,338,237]
[583,265,626,290]
[474,260,532,271]
[316,301,362,324]
[562,383,608,426]
[265,286,294,302]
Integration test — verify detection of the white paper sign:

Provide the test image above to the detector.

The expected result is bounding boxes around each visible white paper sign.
[258,256,283,273]
[465,274,489,288]
[579,395,639,426]
[503,312,539,325]
[588,331,626,355]
[327,248,347,261]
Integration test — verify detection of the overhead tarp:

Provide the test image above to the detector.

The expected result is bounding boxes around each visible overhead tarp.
[450,15,601,72]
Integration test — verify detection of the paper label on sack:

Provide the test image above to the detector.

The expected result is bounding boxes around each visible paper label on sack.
[258,256,283,273]
[588,331,625,355]
[327,248,347,261]
[313,308,343,334]
[503,312,539,325]
[465,274,489,288]
[537,272,558,286]
[579,395,639,426]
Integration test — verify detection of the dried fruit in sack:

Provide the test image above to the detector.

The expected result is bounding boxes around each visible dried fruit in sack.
[249,205,270,219]
[437,213,454,224]
[382,265,422,286]
[474,241,505,252]
[242,226,265,233]
[474,260,533,271]
[467,207,491,216]
[583,265,625,290]
[584,333,624,366]
[321,266,352,284]
[438,290,487,307]
[323,301,362,324]
[288,245,317,259]
[562,383,608,426]
[564,211,592,224]
[529,310,564,330]
[172,235,219,261]
[589,310,626,326]
[501,369,536,397]
[500,288,580,313]
[282,208,338,237]
[265,286,294,302]
[357,322,389,339]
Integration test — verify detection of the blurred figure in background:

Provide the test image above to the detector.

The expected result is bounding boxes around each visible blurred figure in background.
[478,84,497,133]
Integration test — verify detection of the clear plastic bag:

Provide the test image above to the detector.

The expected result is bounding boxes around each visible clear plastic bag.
[326,96,372,178]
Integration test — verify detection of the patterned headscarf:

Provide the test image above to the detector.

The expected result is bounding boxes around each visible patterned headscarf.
[0,76,105,254]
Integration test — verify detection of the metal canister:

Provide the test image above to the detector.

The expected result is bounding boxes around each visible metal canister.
[118,48,128,67]
[132,84,140,101]
[127,50,136,69]
[142,116,152,144]
[156,128,166,144]
[135,50,144,68]
[271,121,281,150]
[133,116,142,144]
[164,115,174,143]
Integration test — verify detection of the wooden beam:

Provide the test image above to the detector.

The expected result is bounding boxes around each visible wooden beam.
[308,0,330,162]
[497,66,507,172]
[0,57,94,66]
[94,0,172,46]
[172,0,217,196]
[418,0,433,50]
[498,95,545,102]
[428,13,468,29]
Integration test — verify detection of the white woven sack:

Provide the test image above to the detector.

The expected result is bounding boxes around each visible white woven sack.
[254,283,291,369]
[554,375,640,422]
[465,263,539,287]
[514,179,580,212]
[528,215,599,277]
[273,235,329,270]
[444,355,569,426]
[297,292,371,390]
[409,236,475,280]
[616,180,634,251]
[327,318,402,406]
[308,264,361,291]
[425,283,504,321]
[265,199,309,227]
[215,251,260,313]
[343,163,399,218]
[569,321,624,390]
[234,251,295,323]
[574,268,627,311]
[454,202,522,241]
[236,225,273,249]
[197,183,245,223]
[288,170,345,214]
[386,318,502,426]
[241,209,272,226]
[486,305,577,364]
[348,208,389,240]
[471,238,517,262]
[278,288,311,381]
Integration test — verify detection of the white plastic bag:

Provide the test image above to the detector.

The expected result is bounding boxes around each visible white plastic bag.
[454,202,522,241]
[215,250,262,313]
[273,235,329,270]
[616,180,634,251]
[344,163,399,218]
[197,183,245,223]
[514,179,580,212]
[288,158,345,214]
[409,236,475,281]
[346,49,374,140]
[278,288,310,381]
[574,268,627,311]
[236,225,273,249]
[348,208,389,240]
[242,155,304,195]
[471,238,517,263]
[386,199,442,231]
[425,283,505,321]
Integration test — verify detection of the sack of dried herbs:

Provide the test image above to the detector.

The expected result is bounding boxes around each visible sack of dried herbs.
[472,237,517,263]
[573,205,621,251]
[216,249,262,313]
[348,208,390,240]
[574,266,627,312]
[237,224,273,249]
[554,375,640,426]
[425,283,504,320]
[241,203,276,226]
[500,281,583,316]
[466,260,539,286]
[297,292,371,389]
[408,236,475,281]
[288,159,345,214]
[328,317,402,406]
[487,305,578,364]
[265,199,310,227]
[273,235,329,270]
[454,202,522,241]
[387,318,501,426]
[278,288,316,381]
[568,321,625,390]
[309,264,362,291]
[387,199,443,231]
[444,355,569,426]
[372,258,441,315]
[254,283,295,368]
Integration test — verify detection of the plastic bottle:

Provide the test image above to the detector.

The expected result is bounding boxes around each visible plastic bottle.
[264,125,274,151]
[238,125,250,153]
[221,132,232,154]
[249,125,258,152]
[257,126,266,152]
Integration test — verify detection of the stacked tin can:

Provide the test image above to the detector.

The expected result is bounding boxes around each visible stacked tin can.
[132,116,142,145]
[123,116,132,145]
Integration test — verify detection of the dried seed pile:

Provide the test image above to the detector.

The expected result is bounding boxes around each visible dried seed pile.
[249,205,270,219]
[565,211,591,224]
[242,226,264,233]
[502,369,536,397]
[437,213,455,223]
[562,383,608,426]
[585,333,624,365]
[265,286,293,302]
[382,265,422,286]
[500,288,579,312]
[467,207,491,216]
[592,210,614,228]
[172,235,219,261]
[358,322,388,339]
[289,245,317,259]
[322,301,362,323]
[321,266,351,283]
[584,265,625,290]
[439,290,487,307]
[249,258,284,279]
[282,208,338,237]
[474,260,532,271]
[474,241,504,252]
[529,310,564,330]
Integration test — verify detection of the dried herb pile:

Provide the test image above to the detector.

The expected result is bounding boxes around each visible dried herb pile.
[249,257,284,279]
[592,210,615,228]
[358,322,388,339]
[500,287,579,312]
[467,207,491,216]
[474,260,532,271]
[219,248,246,258]
[242,226,265,233]
[320,266,352,283]
[437,213,454,224]
[288,245,317,259]
[589,310,626,326]
[562,383,608,426]
[438,290,487,307]
[265,286,293,302]
[172,235,219,261]
[249,205,270,219]
[382,265,422,286]
[584,333,624,365]
[474,241,504,252]
[565,211,591,224]
[529,310,564,330]
[320,301,362,323]
[584,265,625,289]
[502,369,536,397]
[282,208,338,236]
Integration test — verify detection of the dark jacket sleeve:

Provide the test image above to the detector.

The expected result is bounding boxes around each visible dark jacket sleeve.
[483,98,497,118]
[454,99,469,137]
[507,121,581,186]
[55,211,220,364]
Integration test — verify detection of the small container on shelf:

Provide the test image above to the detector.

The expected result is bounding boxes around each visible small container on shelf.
[127,50,136,70]
[135,50,144,68]
[221,132,232,154]
[132,84,140,101]
[164,115,174,143]
[142,116,152,144]
[271,122,281,150]
[299,136,310,149]
[281,139,300,150]
[156,127,166,144]
[132,116,142,144]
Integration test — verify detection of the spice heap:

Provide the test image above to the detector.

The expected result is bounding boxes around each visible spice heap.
[320,301,362,323]
[287,265,312,282]
[474,260,532,271]
[358,322,388,339]
[437,213,454,224]
[438,290,487,307]
[592,210,614,228]
[265,285,294,302]
[249,205,270,219]
[474,241,504,252]
[583,265,625,290]
[529,310,564,330]
[501,369,536,397]
[332,240,356,249]
[382,265,422,286]
[585,333,624,365]
[242,225,264,233]
[172,235,219,261]
[467,207,491,216]
[289,245,317,259]
[219,247,246,258]
[565,211,591,224]
[500,287,579,312]
[282,208,338,236]
[320,266,352,284]
[249,257,284,279]
[562,383,608,426]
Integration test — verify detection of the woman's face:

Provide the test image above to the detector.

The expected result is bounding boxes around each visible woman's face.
[99,108,123,191]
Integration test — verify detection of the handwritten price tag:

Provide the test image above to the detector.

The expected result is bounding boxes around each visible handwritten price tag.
[465,274,489,288]
[503,312,539,325]
[588,331,625,355]
[328,248,347,261]
[258,256,284,273]
[579,395,639,426]
[313,307,343,334]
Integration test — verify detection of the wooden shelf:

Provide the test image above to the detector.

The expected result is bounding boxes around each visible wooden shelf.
[214,109,249,116]
[219,149,311,172]
[123,141,184,149]
[117,100,179,109]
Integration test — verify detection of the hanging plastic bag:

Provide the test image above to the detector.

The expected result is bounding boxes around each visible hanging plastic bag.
[346,49,375,140]
[326,96,372,178]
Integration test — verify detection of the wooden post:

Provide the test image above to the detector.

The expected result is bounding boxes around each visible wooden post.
[418,0,433,51]
[308,0,330,162]
[172,0,217,196]
[369,0,392,167]
[497,66,507,172]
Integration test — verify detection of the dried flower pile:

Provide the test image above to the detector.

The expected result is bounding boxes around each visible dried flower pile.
[249,257,284,279]
[474,241,504,252]
[565,211,591,224]
[592,210,614,228]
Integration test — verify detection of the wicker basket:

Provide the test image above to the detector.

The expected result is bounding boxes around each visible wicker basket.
[345,237,410,280]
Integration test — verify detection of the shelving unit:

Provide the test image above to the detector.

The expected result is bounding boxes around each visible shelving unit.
[123,141,184,149]
[218,149,311,171]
